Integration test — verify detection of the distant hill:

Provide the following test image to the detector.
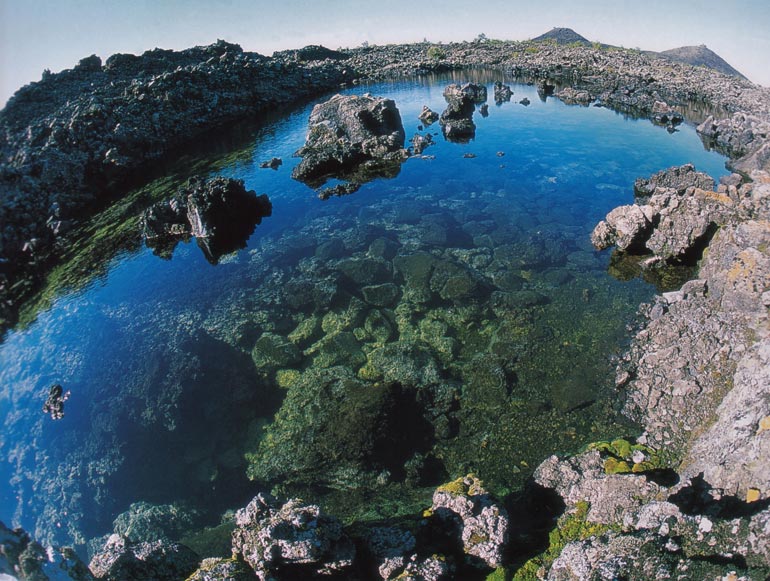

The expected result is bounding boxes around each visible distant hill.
[530,29,747,81]
[532,27,591,46]
[657,45,747,80]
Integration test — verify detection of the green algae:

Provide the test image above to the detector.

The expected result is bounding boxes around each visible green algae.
[587,438,668,475]
[511,501,616,581]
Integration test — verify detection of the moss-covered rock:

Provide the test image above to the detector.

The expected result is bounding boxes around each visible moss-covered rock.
[304,331,366,369]
[245,367,432,488]
[287,315,321,344]
[337,256,392,285]
[362,282,401,307]
[361,341,442,387]
[251,333,301,370]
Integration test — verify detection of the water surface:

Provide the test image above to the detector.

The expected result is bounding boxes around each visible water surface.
[0,74,728,552]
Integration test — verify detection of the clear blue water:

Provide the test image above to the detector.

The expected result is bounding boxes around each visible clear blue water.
[0,75,728,551]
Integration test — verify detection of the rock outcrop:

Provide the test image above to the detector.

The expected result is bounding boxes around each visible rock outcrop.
[698,112,770,174]
[232,494,355,580]
[291,93,407,187]
[442,82,488,104]
[431,475,509,568]
[0,40,347,285]
[591,164,728,262]
[439,93,476,142]
[544,82,770,578]
[141,176,272,263]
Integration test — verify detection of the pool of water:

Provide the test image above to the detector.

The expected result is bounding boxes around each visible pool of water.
[0,73,728,552]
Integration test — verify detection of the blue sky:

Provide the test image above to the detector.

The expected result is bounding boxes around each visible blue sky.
[1,0,769,106]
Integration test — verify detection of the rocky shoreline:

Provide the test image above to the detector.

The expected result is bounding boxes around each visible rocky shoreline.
[2,37,770,580]
[2,37,770,332]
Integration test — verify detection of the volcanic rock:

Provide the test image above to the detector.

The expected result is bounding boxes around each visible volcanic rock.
[292,93,406,186]
[232,494,355,579]
[141,176,271,263]
[431,475,509,567]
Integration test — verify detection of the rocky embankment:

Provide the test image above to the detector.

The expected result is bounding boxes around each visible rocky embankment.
[2,35,770,580]
[2,37,770,332]
[548,156,770,578]
[0,40,350,330]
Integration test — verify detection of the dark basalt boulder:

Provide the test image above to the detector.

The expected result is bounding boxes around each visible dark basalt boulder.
[232,494,355,579]
[292,93,407,188]
[439,94,476,142]
[141,176,272,264]
[418,105,440,124]
[443,83,487,104]
[493,81,513,104]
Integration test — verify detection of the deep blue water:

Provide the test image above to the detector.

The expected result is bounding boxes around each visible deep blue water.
[0,75,728,550]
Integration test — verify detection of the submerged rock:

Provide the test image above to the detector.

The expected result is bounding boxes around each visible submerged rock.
[111,501,201,545]
[141,176,272,264]
[89,534,199,581]
[186,557,257,581]
[361,526,416,580]
[232,494,355,579]
[0,521,94,581]
[292,93,407,186]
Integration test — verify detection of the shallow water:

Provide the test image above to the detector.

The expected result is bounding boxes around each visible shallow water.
[0,74,728,552]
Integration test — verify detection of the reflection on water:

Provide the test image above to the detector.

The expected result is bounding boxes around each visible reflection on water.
[0,74,729,553]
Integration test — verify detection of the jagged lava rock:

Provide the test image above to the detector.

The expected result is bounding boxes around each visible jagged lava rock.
[232,493,355,579]
[418,105,439,124]
[442,82,487,104]
[493,82,513,103]
[633,163,715,199]
[592,164,732,261]
[141,176,271,263]
[292,93,406,185]
[431,475,509,567]
[439,94,476,142]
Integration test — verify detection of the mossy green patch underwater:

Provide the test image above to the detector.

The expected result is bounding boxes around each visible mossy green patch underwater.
[0,75,729,548]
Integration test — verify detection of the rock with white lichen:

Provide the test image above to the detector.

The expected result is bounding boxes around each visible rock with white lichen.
[431,475,509,568]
